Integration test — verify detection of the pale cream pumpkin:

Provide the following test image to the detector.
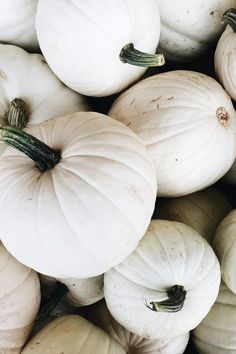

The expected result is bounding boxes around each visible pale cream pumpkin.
[109,70,236,197]
[215,9,236,101]
[21,315,126,354]
[0,242,40,353]
[89,300,190,354]
[0,1,39,51]
[0,112,157,279]
[154,186,231,244]
[104,220,221,340]
[192,281,236,354]
[213,209,236,294]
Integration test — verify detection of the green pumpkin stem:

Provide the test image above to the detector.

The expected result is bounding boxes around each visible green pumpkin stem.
[222,8,236,32]
[0,125,60,172]
[120,43,165,67]
[6,98,28,129]
[36,282,68,322]
[143,285,186,313]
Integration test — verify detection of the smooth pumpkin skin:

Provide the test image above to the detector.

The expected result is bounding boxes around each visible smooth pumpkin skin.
[104,220,221,340]
[215,25,236,101]
[213,209,236,294]
[109,70,236,197]
[0,1,39,51]
[89,300,190,354]
[21,315,126,354]
[154,186,231,244]
[0,112,157,279]
[192,282,236,354]
[36,0,161,97]
[156,0,236,62]
[0,242,40,354]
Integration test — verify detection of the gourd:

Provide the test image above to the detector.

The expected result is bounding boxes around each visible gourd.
[0,43,88,129]
[192,281,236,354]
[0,1,39,51]
[212,209,236,294]
[153,186,231,244]
[0,242,40,353]
[21,315,126,354]
[109,70,236,197]
[35,0,164,97]
[0,112,157,279]
[89,300,190,354]
[104,220,221,340]
[215,8,236,101]
[156,0,236,62]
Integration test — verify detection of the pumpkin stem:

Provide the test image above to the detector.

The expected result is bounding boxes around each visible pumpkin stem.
[0,125,60,172]
[120,43,165,67]
[36,282,68,322]
[6,98,28,129]
[222,8,236,32]
[143,285,186,313]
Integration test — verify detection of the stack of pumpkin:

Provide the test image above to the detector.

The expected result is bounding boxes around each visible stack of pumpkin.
[1,1,236,353]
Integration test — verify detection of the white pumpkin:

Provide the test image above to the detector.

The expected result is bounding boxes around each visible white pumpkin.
[0,242,40,353]
[215,9,236,101]
[109,70,236,197]
[89,300,190,354]
[104,220,221,340]
[39,273,104,307]
[213,209,236,294]
[22,315,126,354]
[192,281,236,354]
[0,112,157,279]
[154,186,231,244]
[0,1,39,51]
[156,0,236,62]
[36,0,164,97]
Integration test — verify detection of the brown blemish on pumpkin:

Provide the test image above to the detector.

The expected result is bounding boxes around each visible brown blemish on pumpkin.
[129,97,135,105]
[149,96,161,104]
[167,96,174,100]
[0,70,7,80]
[216,107,230,127]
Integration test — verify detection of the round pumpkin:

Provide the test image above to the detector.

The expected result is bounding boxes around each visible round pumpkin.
[109,70,236,197]
[153,186,231,244]
[104,220,221,340]
[89,300,190,354]
[0,242,40,353]
[156,0,236,62]
[36,0,164,97]
[21,315,126,354]
[213,209,236,294]
[215,8,236,101]
[0,112,157,279]
[192,281,236,354]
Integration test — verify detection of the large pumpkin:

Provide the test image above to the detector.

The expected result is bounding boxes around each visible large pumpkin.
[104,220,221,340]
[35,0,164,97]
[0,112,157,279]
[0,242,40,353]
[156,0,236,62]
[109,70,236,197]
[21,315,126,354]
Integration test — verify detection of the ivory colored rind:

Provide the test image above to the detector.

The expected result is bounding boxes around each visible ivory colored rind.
[0,242,41,353]
[21,315,126,354]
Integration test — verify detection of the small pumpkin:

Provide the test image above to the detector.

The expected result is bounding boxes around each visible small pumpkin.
[153,186,231,244]
[156,0,236,62]
[109,70,236,197]
[21,315,126,354]
[215,8,236,101]
[212,209,236,294]
[104,220,221,340]
[0,242,40,353]
[89,300,190,354]
[192,281,236,354]
[0,112,157,278]
[35,0,164,97]
[0,1,39,51]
